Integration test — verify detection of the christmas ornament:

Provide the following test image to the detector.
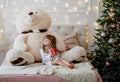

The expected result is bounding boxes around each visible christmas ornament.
[116,52,120,55]
[106,61,110,66]
[116,24,119,27]
[101,32,106,37]
[108,38,115,44]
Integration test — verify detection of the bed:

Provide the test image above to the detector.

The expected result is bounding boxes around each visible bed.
[0,24,102,82]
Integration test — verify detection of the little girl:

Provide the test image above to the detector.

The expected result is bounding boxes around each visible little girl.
[40,35,74,69]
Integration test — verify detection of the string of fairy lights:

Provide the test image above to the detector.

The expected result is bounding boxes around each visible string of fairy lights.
[0,0,101,49]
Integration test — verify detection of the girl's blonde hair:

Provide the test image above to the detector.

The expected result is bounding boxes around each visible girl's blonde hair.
[42,35,57,53]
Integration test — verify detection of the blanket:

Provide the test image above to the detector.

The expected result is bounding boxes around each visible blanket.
[0,75,69,82]
[0,62,96,82]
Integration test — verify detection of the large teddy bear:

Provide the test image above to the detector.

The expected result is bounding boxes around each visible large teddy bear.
[5,9,87,66]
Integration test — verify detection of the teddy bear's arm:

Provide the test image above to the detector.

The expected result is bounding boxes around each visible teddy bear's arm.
[13,34,28,51]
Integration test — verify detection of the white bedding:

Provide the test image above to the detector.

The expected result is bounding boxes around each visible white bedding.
[0,62,96,82]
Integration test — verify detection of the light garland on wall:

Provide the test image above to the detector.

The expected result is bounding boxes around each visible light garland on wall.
[0,5,3,9]
[0,0,101,51]
[84,0,90,50]
[0,27,4,45]
[41,0,45,3]
[65,3,69,8]
[77,21,81,24]
[14,9,19,12]
[6,0,92,25]
[91,0,101,47]
[13,2,16,5]
[10,0,92,25]
[56,0,59,3]
[53,7,57,11]
[1,1,99,30]
[85,24,89,49]
[94,0,101,28]
[98,0,101,17]
[0,1,5,47]
[0,29,3,40]
[34,0,38,2]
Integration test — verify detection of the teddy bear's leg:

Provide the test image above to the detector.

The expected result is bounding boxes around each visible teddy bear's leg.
[60,46,87,62]
[5,49,34,65]
[23,52,35,64]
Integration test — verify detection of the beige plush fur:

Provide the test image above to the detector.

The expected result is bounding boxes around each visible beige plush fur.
[5,9,66,65]
[5,8,86,65]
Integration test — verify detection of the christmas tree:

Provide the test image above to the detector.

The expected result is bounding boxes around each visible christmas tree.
[88,0,120,78]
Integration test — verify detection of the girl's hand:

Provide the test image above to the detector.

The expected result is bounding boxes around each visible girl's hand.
[50,48,59,56]
[51,53,57,57]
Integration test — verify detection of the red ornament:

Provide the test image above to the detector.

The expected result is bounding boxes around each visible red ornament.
[105,61,110,66]
[108,38,115,44]
[101,32,106,37]
[50,48,59,56]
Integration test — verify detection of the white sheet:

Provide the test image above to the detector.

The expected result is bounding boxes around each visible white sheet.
[0,62,96,82]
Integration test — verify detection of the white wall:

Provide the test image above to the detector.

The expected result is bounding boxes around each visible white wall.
[0,0,100,64]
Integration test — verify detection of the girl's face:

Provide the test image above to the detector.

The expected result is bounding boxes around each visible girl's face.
[43,38,51,46]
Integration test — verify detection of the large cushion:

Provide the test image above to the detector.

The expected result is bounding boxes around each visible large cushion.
[49,24,86,49]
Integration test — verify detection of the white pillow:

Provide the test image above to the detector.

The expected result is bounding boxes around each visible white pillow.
[62,33,81,48]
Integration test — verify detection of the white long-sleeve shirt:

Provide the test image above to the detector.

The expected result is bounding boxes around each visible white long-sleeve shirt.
[40,48,59,65]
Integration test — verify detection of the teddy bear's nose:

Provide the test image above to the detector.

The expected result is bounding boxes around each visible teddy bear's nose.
[28,12,33,15]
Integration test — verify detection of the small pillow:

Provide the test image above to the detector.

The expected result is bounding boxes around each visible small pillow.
[62,33,81,49]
